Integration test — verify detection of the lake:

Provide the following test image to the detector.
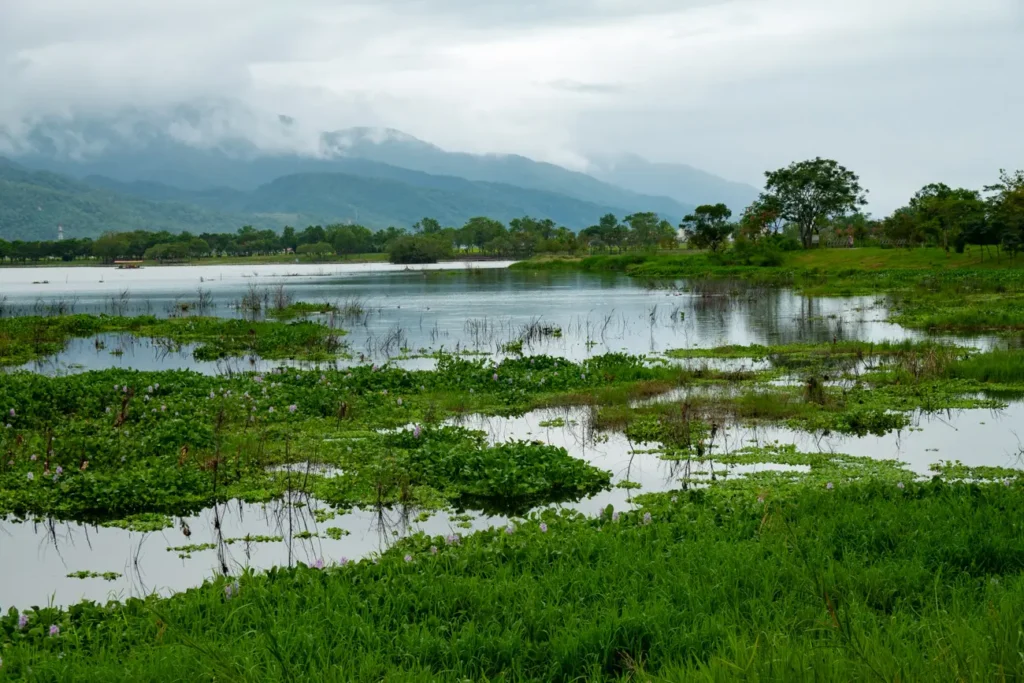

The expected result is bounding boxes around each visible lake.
[0,261,1018,610]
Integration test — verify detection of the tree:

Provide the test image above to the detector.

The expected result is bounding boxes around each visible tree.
[984,169,1024,258]
[738,195,785,242]
[413,217,442,235]
[680,204,734,252]
[909,183,986,253]
[763,158,867,248]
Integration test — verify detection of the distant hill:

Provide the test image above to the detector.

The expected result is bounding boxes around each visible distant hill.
[1,107,712,217]
[0,159,279,241]
[0,159,653,241]
[588,154,760,215]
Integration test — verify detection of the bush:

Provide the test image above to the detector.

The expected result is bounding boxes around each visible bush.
[389,236,452,264]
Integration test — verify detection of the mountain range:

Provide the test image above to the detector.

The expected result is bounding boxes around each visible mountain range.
[0,107,760,241]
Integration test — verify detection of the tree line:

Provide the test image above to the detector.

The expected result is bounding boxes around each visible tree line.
[2,159,1022,265]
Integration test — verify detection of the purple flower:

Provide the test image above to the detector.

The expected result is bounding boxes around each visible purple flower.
[897,482,905,490]
[49,624,60,637]
[161,404,167,412]
[268,406,275,413]
[492,373,498,381]
[580,374,585,380]
[147,386,153,394]
[288,404,297,413]
[17,613,28,630]
[26,472,35,482]
[612,511,620,523]
[642,512,652,525]
[539,522,548,533]
[209,391,215,399]
[413,424,422,439]
[8,408,14,417]
[505,525,515,535]
[404,554,413,563]
[224,580,240,599]
[396,397,403,406]
[757,495,765,504]
[670,496,678,504]
[105,406,111,414]
[56,466,63,475]
[30,453,37,461]
[339,557,349,566]
[445,534,461,546]
[826,482,834,490]
[430,545,438,555]
[313,558,325,570]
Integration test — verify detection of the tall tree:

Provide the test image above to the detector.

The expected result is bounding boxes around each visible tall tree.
[680,204,734,252]
[762,158,867,248]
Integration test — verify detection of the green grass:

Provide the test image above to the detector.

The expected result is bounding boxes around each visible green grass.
[2,480,1023,680]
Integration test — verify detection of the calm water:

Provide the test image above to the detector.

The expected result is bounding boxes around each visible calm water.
[0,262,1019,610]
[1,262,939,372]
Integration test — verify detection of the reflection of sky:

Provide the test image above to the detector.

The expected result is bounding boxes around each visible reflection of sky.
[3,262,993,374]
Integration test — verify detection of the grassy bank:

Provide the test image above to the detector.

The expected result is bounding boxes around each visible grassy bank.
[2,479,1023,680]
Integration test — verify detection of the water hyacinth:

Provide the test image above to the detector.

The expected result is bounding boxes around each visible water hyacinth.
[49,624,60,637]
[30,453,37,461]
[8,408,14,417]
[539,522,548,533]
[505,525,515,535]
[224,580,240,599]
[396,397,403,406]
[445,534,461,546]
[404,554,413,563]
[826,482,834,490]
[268,406,275,413]
[18,613,28,630]
[413,424,422,439]
[642,512,652,525]
[288,404,297,413]
[313,558,325,570]
[492,373,498,381]
[430,546,438,555]
[897,482,905,489]
[612,511,620,523]
[55,466,63,476]
[339,557,350,566]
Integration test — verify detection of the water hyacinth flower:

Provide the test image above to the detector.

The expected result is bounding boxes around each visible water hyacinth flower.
[826,482,834,490]
[492,373,498,381]
[26,472,34,482]
[642,512,652,525]
[413,424,422,439]
[339,557,349,566]
[539,522,548,533]
[30,454,37,461]
[313,558,325,570]
[55,466,63,476]
[147,386,153,394]
[288,404,297,413]
[404,554,413,563]
[106,406,111,414]
[8,408,14,417]
[445,534,461,546]
[897,482,905,489]
[18,613,28,630]
[209,391,215,399]
[396,397,403,406]
[161,405,167,412]
[430,546,438,555]
[612,511,620,523]
[268,406,275,413]
[224,580,240,599]
[505,525,515,535]
[49,624,60,637]
[670,496,678,504]
[382,389,388,396]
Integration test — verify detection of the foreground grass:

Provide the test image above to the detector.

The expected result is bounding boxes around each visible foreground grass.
[2,480,1022,681]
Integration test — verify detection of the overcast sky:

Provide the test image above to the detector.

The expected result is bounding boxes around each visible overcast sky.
[1,0,1022,211]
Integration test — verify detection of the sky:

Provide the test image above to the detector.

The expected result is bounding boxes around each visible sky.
[1,0,1022,211]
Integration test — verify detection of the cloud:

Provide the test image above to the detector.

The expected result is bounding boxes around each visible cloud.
[1,0,1021,210]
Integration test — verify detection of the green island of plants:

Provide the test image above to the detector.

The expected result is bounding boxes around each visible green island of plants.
[0,313,349,366]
